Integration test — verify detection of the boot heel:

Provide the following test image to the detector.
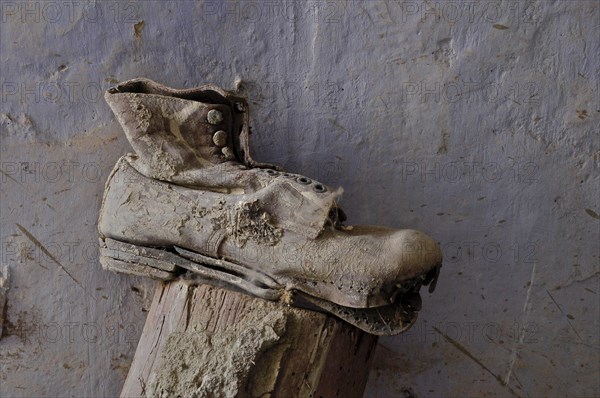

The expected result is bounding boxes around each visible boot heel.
[100,238,178,281]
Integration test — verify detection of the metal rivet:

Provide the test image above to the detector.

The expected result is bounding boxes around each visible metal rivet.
[235,102,244,112]
[207,109,223,125]
[297,176,311,185]
[212,130,227,147]
[221,147,235,160]
[313,183,327,193]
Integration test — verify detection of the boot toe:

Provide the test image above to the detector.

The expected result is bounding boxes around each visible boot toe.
[354,228,442,308]
[379,229,442,303]
[391,229,443,278]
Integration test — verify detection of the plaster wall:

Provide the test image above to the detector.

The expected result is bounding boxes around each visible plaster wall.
[0,1,598,397]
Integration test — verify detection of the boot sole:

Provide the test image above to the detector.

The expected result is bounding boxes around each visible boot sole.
[100,237,281,300]
[99,237,421,335]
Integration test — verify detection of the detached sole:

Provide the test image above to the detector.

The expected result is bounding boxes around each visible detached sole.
[99,237,421,335]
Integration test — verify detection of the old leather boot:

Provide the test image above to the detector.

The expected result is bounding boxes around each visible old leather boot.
[98,78,442,335]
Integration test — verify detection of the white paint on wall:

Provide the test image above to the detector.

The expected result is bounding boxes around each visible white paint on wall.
[1,1,598,397]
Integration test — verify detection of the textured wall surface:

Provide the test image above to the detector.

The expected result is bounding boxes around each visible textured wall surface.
[1,1,598,397]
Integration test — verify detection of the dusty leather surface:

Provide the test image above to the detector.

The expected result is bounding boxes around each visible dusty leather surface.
[104,80,343,239]
[99,79,442,312]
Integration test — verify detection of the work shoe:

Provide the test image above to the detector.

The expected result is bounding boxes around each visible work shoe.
[98,78,442,335]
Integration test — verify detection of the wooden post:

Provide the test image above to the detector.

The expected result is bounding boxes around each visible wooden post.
[121,280,378,398]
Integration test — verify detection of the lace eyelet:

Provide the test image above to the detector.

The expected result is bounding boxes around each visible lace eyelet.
[297,177,311,185]
[313,183,327,193]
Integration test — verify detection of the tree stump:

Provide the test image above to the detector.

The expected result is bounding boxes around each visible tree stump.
[120,280,378,398]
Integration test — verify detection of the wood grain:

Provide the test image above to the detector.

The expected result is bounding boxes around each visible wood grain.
[121,280,378,398]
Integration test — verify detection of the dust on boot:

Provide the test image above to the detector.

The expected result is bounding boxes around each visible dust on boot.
[98,78,442,335]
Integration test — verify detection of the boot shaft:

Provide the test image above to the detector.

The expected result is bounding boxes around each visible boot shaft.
[104,78,258,181]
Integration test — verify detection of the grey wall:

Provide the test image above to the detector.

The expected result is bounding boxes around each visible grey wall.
[1,1,598,397]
